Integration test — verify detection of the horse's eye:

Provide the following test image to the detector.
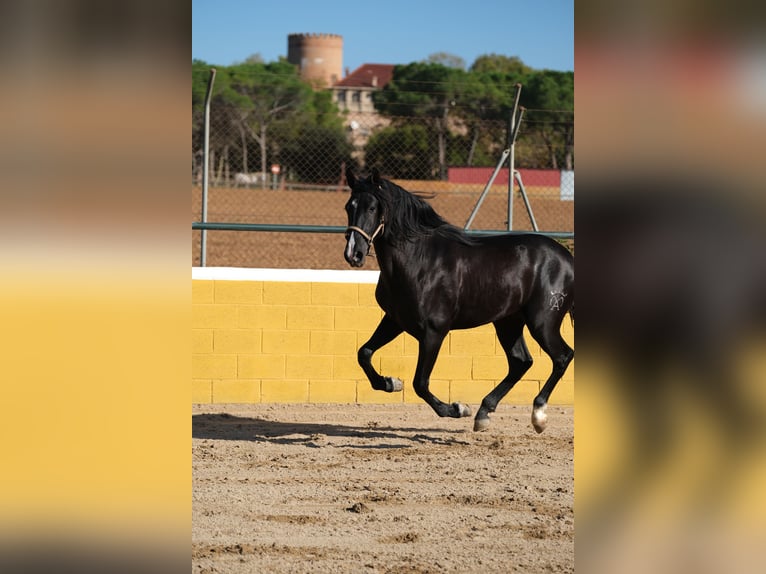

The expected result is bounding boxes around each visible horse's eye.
[368,206,376,213]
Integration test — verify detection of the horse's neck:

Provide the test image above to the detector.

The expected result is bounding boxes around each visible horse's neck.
[374,241,396,278]
[376,240,421,284]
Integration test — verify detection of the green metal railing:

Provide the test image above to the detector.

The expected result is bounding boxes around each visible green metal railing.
[192,221,573,238]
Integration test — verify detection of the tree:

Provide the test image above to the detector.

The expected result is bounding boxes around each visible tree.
[523,70,574,170]
[373,63,469,180]
[226,61,313,181]
[240,53,264,64]
[192,59,212,117]
[273,88,352,183]
[459,71,517,166]
[278,123,353,183]
[426,52,466,70]
[470,54,532,76]
[192,53,574,186]
[365,124,433,180]
[192,58,353,186]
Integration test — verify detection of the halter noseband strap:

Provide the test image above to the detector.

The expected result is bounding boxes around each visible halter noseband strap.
[345,218,385,254]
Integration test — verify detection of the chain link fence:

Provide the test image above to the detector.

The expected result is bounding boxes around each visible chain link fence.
[192,71,573,269]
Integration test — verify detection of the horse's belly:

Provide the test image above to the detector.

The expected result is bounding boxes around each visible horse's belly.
[376,276,520,333]
[451,310,506,330]
[450,289,522,328]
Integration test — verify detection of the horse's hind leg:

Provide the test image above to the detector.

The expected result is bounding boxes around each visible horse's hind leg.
[527,310,574,433]
[474,315,532,431]
[358,314,404,392]
[413,328,472,419]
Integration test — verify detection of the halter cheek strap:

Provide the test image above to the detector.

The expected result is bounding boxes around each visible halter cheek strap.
[345,218,385,254]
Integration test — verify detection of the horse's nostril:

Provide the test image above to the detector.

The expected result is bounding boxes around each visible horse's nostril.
[351,251,365,266]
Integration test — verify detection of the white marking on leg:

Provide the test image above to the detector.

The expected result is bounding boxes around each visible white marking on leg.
[389,377,403,392]
[453,402,472,417]
[532,404,548,433]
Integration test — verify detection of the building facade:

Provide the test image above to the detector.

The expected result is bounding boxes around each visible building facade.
[287,33,343,88]
[332,63,394,113]
[331,64,395,164]
[287,35,396,165]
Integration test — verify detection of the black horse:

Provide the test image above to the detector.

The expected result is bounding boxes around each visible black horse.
[343,168,574,432]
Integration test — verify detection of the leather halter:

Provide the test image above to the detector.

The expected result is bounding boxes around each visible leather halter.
[345,218,385,255]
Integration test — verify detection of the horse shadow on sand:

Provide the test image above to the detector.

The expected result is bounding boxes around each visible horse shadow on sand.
[192,413,472,448]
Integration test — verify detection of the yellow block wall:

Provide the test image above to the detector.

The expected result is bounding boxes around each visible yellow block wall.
[192,275,574,405]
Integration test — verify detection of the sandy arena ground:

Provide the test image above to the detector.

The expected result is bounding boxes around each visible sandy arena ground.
[192,402,573,573]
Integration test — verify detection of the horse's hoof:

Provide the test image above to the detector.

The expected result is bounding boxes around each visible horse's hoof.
[473,417,490,432]
[452,402,472,417]
[531,406,548,434]
[386,377,403,392]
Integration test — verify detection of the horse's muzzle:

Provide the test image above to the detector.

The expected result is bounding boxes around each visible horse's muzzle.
[344,234,367,267]
[346,253,366,267]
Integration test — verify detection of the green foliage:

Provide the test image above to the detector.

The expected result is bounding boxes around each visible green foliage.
[192,52,574,183]
[373,63,472,179]
[523,69,573,110]
[305,89,346,131]
[365,124,434,180]
[278,123,353,184]
[371,58,573,172]
[192,59,211,115]
[425,52,466,70]
[470,54,532,77]
[522,70,574,169]
[222,60,310,121]
[373,62,468,118]
[191,59,351,181]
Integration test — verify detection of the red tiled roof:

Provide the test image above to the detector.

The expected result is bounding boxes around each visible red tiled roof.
[334,64,394,88]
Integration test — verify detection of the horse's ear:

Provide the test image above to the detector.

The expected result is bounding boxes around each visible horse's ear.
[346,167,356,190]
[370,167,382,186]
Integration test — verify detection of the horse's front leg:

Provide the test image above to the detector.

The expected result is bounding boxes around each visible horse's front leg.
[413,329,472,419]
[358,314,404,392]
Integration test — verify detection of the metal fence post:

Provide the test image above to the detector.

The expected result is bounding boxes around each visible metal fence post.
[464,148,510,230]
[507,84,522,231]
[200,68,217,267]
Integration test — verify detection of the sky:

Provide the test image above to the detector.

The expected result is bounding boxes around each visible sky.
[192,0,573,73]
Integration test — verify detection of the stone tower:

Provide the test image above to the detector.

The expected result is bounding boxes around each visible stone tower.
[287,33,343,87]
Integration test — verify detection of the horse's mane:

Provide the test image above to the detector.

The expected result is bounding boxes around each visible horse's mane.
[375,178,477,246]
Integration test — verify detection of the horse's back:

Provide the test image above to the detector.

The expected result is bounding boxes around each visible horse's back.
[439,232,573,329]
[475,233,573,281]
[488,231,572,287]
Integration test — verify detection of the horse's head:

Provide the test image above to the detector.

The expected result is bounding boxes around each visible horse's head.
[344,167,385,267]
